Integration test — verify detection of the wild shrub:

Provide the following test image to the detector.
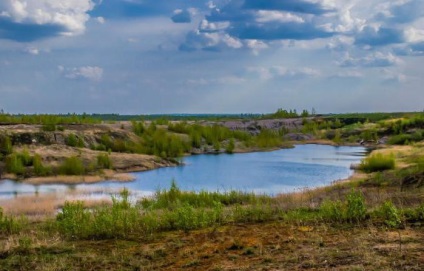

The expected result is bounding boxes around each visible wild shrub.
[0,135,13,156]
[226,139,235,154]
[17,148,33,166]
[319,190,367,223]
[33,154,51,176]
[345,190,367,223]
[375,201,402,228]
[59,156,85,175]
[97,153,113,169]
[0,207,26,234]
[56,201,92,239]
[5,153,25,175]
[319,199,344,223]
[359,153,395,172]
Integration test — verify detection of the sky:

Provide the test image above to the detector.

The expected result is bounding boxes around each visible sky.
[0,0,423,114]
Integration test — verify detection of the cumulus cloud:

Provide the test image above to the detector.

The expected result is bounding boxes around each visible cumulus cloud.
[59,65,103,82]
[0,0,96,41]
[180,30,243,51]
[242,0,336,15]
[355,25,404,46]
[171,9,193,23]
[375,0,424,24]
[339,52,402,68]
[245,66,320,80]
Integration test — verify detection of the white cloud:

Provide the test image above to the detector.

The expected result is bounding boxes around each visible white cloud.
[339,52,402,67]
[96,17,105,24]
[255,11,305,24]
[0,0,96,36]
[23,47,39,55]
[245,66,320,80]
[60,66,104,82]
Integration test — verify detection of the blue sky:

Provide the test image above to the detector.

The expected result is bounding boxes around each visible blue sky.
[0,0,423,114]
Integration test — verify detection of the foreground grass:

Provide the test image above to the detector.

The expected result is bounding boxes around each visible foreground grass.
[1,180,424,270]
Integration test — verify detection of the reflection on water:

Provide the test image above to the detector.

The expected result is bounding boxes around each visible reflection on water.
[0,144,366,199]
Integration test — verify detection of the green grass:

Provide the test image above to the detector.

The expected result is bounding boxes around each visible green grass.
[359,153,395,173]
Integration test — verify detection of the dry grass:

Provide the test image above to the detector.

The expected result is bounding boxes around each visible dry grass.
[1,222,423,270]
[0,191,112,218]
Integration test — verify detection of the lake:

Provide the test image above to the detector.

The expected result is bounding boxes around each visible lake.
[0,144,366,199]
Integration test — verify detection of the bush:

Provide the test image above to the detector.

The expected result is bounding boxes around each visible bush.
[33,154,51,176]
[0,135,13,156]
[97,153,113,169]
[319,190,367,223]
[5,153,25,175]
[226,139,235,154]
[0,207,26,234]
[345,190,367,222]
[359,153,395,172]
[320,199,344,223]
[59,156,85,175]
[65,134,83,147]
[56,201,92,239]
[375,201,402,228]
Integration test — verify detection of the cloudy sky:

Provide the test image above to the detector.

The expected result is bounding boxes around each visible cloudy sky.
[0,0,423,114]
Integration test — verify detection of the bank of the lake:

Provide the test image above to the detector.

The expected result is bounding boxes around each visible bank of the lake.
[0,144,367,201]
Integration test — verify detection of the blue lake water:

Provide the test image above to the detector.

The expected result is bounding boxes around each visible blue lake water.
[0,144,367,199]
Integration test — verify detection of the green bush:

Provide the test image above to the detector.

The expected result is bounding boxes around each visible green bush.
[359,153,395,172]
[41,123,56,131]
[33,154,51,176]
[319,190,367,223]
[5,153,25,175]
[0,207,26,234]
[0,135,13,156]
[345,190,367,222]
[97,153,113,169]
[65,134,84,147]
[56,201,92,239]
[59,156,85,175]
[375,201,402,228]
[226,139,235,154]
[319,199,344,223]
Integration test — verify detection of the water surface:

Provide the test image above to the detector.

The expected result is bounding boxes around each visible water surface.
[0,144,366,199]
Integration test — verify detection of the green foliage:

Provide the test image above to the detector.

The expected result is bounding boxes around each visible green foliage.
[0,207,26,234]
[132,121,145,136]
[226,139,235,154]
[254,129,282,148]
[375,201,402,228]
[41,123,57,131]
[97,153,113,169]
[388,131,423,145]
[345,190,367,222]
[0,113,101,125]
[59,156,85,175]
[319,200,344,223]
[359,153,395,173]
[0,135,13,156]
[263,108,300,119]
[65,134,84,147]
[56,201,92,239]
[5,153,25,175]
[319,190,367,223]
[33,154,51,176]
[333,129,342,144]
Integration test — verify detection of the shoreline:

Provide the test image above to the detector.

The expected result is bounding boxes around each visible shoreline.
[0,141,371,185]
